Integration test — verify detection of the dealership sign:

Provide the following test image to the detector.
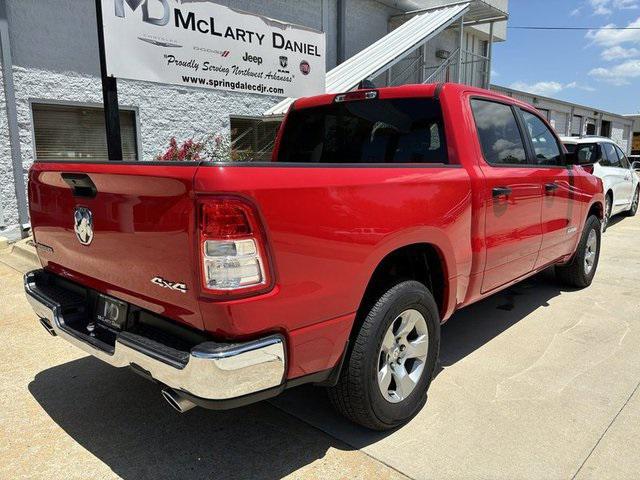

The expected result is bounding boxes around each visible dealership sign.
[100,0,326,98]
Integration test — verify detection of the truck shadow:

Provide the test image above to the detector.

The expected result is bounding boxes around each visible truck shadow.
[28,268,573,476]
[439,267,566,368]
[28,359,347,480]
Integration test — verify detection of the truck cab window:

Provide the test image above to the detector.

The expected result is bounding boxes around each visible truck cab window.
[470,99,527,166]
[277,99,448,164]
[520,110,563,166]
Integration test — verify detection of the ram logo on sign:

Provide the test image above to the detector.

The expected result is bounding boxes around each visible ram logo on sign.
[101,0,326,98]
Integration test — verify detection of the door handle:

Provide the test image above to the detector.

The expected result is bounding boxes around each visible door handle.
[545,183,559,193]
[61,173,97,198]
[492,186,512,198]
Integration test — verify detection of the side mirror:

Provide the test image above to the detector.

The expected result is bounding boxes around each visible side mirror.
[564,152,579,165]
[632,161,640,171]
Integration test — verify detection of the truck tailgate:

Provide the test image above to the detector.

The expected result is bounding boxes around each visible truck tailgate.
[28,162,204,331]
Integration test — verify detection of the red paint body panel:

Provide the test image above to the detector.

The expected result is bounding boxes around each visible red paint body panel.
[28,83,604,381]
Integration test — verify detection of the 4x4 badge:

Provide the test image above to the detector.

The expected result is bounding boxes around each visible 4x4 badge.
[151,276,188,294]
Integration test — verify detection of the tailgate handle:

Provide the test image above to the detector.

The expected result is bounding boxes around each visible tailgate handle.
[61,173,97,198]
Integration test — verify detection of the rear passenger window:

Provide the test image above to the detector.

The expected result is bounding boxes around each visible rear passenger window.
[471,99,527,165]
[520,110,563,166]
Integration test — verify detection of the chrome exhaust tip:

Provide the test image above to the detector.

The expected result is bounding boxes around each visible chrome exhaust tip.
[161,387,196,413]
[39,318,56,336]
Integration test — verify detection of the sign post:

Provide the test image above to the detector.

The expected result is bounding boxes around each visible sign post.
[95,0,123,161]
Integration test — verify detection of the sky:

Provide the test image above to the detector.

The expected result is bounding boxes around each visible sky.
[492,0,640,114]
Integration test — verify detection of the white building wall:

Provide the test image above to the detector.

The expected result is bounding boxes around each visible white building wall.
[611,122,626,151]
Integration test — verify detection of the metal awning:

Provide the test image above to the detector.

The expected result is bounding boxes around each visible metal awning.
[264,2,469,117]
[389,0,508,26]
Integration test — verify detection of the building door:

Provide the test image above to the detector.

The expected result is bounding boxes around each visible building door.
[601,120,611,138]
[470,99,544,293]
[550,111,568,136]
[571,115,583,136]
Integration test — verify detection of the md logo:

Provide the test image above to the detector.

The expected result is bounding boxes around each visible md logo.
[114,0,170,26]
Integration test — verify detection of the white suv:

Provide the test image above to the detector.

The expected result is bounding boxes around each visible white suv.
[561,136,639,231]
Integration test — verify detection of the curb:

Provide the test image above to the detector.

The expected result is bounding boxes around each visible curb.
[9,237,39,267]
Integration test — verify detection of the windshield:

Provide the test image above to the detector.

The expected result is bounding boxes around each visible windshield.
[277,98,448,164]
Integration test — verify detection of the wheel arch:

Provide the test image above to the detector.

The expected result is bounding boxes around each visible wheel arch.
[588,200,604,220]
[350,242,450,349]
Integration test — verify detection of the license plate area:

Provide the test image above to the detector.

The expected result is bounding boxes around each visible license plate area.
[95,294,129,331]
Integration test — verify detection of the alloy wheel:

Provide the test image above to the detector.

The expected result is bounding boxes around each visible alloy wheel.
[377,309,429,403]
[584,229,598,276]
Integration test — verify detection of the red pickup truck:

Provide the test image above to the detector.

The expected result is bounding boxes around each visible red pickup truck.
[25,83,604,430]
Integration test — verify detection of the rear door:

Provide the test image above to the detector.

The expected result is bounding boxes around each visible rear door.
[518,108,579,266]
[470,98,544,293]
[28,162,204,331]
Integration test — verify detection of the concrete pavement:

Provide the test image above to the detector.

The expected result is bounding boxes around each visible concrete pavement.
[1,214,639,479]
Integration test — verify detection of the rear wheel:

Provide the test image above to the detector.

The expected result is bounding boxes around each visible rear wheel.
[555,215,601,288]
[625,188,639,217]
[328,280,440,431]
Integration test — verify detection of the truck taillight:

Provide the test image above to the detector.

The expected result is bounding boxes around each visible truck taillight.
[199,198,272,297]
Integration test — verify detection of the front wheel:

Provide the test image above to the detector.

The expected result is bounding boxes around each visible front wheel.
[625,188,639,217]
[327,281,440,431]
[555,215,601,288]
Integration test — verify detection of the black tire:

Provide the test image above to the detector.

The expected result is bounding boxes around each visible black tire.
[602,193,612,232]
[555,215,601,288]
[327,280,440,431]
[625,188,639,217]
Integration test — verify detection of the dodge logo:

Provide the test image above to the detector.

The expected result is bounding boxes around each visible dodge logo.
[74,207,94,246]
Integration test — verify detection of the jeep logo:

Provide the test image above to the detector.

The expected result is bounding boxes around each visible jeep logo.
[115,0,170,26]
[242,52,263,65]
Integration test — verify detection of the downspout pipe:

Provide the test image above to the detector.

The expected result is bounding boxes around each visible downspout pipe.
[337,0,346,65]
[0,0,29,236]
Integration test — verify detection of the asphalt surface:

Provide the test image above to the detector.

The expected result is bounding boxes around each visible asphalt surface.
[1,213,639,479]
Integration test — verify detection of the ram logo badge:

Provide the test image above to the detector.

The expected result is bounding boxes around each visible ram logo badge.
[74,207,94,246]
[151,276,188,293]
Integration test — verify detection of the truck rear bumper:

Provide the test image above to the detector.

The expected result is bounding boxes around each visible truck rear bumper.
[24,269,286,404]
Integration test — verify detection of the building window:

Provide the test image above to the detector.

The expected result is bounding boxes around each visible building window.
[230,116,282,161]
[32,103,138,161]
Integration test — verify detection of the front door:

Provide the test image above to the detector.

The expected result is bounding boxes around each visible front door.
[601,142,630,213]
[470,98,544,293]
